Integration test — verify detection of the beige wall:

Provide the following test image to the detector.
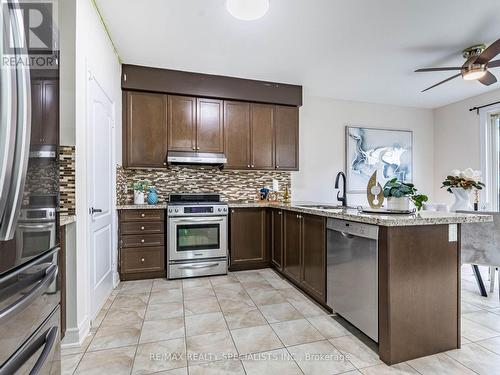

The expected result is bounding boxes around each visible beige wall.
[292,94,435,206]
[433,88,500,205]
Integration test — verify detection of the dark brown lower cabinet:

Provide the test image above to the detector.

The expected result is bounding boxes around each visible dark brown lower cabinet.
[301,214,326,301]
[118,209,166,280]
[283,211,326,303]
[271,209,283,270]
[229,208,269,271]
[283,211,302,282]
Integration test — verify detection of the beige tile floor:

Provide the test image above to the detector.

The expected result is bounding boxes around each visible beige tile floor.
[62,266,500,375]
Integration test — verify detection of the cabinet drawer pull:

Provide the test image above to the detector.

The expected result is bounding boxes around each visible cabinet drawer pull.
[140,213,145,218]
[141,258,145,262]
[141,239,145,243]
[247,165,250,168]
[140,226,145,231]
[251,164,254,168]
[276,166,280,169]
[278,211,282,215]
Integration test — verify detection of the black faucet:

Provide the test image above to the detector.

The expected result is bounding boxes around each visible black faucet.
[335,171,347,207]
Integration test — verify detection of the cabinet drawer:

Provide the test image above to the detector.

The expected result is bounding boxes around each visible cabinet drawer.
[121,210,164,222]
[121,247,164,274]
[121,234,164,248]
[121,222,164,235]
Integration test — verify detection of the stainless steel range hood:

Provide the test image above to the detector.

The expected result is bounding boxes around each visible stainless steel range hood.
[167,151,227,166]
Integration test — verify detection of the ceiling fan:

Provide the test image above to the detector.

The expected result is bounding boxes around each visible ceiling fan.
[415,39,500,92]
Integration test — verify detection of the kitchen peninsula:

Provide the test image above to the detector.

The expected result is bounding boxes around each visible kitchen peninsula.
[117,201,492,365]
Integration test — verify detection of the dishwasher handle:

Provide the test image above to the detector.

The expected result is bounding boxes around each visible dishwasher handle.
[326,219,379,240]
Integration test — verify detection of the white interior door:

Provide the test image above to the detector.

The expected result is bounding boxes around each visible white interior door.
[87,75,114,319]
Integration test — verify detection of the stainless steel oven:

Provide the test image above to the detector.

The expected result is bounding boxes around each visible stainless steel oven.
[16,208,57,264]
[168,215,227,261]
[167,194,228,279]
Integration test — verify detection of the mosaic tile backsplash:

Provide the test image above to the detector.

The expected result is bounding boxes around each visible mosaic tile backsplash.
[60,146,76,215]
[116,165,292,205]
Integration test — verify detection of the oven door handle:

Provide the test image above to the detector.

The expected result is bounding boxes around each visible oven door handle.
[178,262,220,270]
[170,217,225,224]
[0,264,58,323]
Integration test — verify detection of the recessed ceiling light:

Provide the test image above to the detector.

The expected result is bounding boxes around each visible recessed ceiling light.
[226,0,269,21]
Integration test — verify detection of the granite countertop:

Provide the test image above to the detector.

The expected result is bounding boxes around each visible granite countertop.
[116,203,168,210]
[60,215,76,226]
[115,201,492,227]
[227,201,493,227]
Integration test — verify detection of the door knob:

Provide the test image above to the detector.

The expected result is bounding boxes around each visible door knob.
[90,207,103,214]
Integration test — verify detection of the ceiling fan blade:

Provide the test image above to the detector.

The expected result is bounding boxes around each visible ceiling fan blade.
[475,39,500,64]
[415,67,461,72]
[421,73,461,92]
[478,71,497,86]
[488,60,500,68]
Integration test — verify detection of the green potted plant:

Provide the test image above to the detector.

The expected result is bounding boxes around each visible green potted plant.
[383,178,428,211]
[131,180,150,205]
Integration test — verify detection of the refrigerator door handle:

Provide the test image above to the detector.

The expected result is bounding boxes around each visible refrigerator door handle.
[0,0,32,241]
[0,1,18,237]
[0,326,58,375]
[0,264,58,323]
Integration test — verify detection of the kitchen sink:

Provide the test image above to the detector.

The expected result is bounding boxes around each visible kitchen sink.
[296,204,346,210]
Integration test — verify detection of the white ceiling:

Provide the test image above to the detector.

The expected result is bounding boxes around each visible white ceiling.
[96,0,500,108]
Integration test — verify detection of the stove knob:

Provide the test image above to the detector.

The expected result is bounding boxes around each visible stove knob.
[223,207,227,212]
[175,208,179,213]
[168,209,172,213]
[218,208,222,212]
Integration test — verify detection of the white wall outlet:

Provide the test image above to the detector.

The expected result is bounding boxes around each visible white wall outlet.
[448,224,458,242]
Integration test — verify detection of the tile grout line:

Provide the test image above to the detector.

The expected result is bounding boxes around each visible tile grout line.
[128,281,153,375]
[209,275,249,375]
[240,272,306,375]
[180,279,190,375]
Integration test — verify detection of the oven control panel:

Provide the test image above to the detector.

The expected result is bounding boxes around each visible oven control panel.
[167,204,228,217]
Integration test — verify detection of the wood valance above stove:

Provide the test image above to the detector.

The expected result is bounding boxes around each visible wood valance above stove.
[121,64,303,107]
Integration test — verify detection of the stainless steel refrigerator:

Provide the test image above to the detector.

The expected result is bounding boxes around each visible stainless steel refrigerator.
[0,0,61,373]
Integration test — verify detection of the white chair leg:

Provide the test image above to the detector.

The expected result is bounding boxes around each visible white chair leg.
[490,266,496,293]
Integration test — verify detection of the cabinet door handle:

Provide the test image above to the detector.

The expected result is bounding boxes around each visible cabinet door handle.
[197,147,200,150]
[231,210,235,213]
[163,162,167,166]
[140,213,145,217]
[140,239,145,243]
[251,164,255,168]
[247,165,250,168]
[141,258,145,262]
[278,211,282,215]
[140,226,145,231]
[192,147,196,150]
[276,165,280,169]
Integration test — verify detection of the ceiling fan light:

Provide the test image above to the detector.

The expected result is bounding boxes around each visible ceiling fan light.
[462,68,487,81]
[226,0,269,21]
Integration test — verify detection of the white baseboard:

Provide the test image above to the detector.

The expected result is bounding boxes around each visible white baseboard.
[61,315,90,348]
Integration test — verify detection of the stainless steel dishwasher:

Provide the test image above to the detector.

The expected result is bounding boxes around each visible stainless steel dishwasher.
[327,218,379,342]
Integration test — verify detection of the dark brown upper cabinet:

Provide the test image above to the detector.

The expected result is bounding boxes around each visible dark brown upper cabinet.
[251,103,274,169]
[224,102,275,170]
[31,79,59,146]
[168,95,196,152]
[123,91,167,168]
[197,98,224,153]
[275,105,299,170]
[167,96,223,153]
[224,101,251,169]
